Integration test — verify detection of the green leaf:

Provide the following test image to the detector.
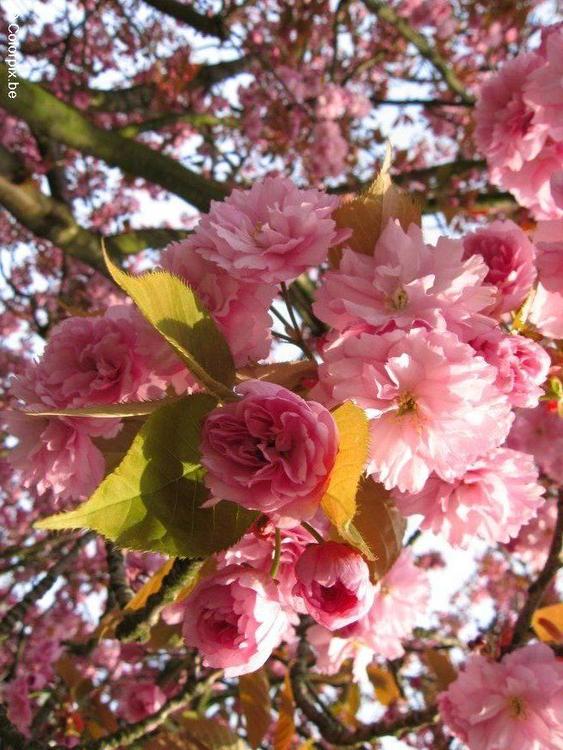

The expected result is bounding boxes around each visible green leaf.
[321,402,373,558]
[36,395,257,556]
[22,395,184,418]
[103,243,236,399]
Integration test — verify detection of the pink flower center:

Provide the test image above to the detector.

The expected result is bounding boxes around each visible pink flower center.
[390,287,409,311]
[202,608,240,647]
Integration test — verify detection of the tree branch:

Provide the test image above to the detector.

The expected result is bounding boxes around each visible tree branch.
[0,65,228,211]
[115,558,203,642]
[507,493,563,652]
[105,542,133,609]
[86,57,249,113]
[142,0,227,39]
[290,634,437,744]
[362,0,475,104]
[0,168,187,271]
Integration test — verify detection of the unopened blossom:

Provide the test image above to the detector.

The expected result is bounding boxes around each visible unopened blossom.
[529,221,563,338]
[475,52,548,175]
[308,550,430,675]
[314,219,496,341]
[162,243,274,365]
[185,176,345,284]
[117,681,166,723]
[439,643,563,750]
[182,564,288,677]
[293,542,375,630]
[471,330,550,408]
[394,448,545,548]
[316,327,513,493]
[507,404,563,484]
[462,220,537,316]
[201,380,338,521]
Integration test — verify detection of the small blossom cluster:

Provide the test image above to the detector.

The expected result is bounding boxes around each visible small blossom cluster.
[475,24,563,219]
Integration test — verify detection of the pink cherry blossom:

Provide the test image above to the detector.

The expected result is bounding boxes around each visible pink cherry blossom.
[439,643,563,750]
[471,330,550,408]
[504,499,558,568]
[498,142,563,220]
[293,542,375,630]
[475,52,548,174]
[525,26,563,142]
[394,448,545,547]
[3,676,33,737]
[308,550,430,676]
[201,380,338,521]
[462,220,537,315]
[507,405,563,484]
[161,243,274,366]
[314,219,496,341]
[316,327,513,492]
[184,176,346,284]
[1,411,115,501]
[182,564,288,677]
[117,681,166,723]
[529,223,563,338]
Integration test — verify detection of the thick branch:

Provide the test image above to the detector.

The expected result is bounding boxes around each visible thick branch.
[0,170,187,270]
[507,493,563,652]
[115,558,203,642]
[105,542,133,609]
[142,0,226,39]
[0,533,94,639]
[0,65,228,211]
[290,637,437,744]
[87,57,248,113]
[362,0,475,104]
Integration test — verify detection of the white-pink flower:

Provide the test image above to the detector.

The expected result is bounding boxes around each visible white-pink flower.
[471,330,550,409]
[507,404,563,484]
[316,327,513,492]
[184,176,345,284]
[314,219,496,341]
[525,26,563,142]
[293,542,375,630]
[439,643,563,750]
[529,220,563,338]
[394,448,545,548]
[182,564,288,677]
[462,220,537,316]
[475,52,548,174]
[498,142,563,220]
[161,243,274,366]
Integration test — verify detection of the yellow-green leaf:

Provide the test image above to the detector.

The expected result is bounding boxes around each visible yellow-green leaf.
[36,395,257,557]
[321,402,370,556]
[22,395,184,418]
[239,669,272,748]
[273,675,295,750]
[103,244,235,398]
[352,478,406,579]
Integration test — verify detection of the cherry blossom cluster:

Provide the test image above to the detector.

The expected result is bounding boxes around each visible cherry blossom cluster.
[475,23,563,219]
[3,169,563,747]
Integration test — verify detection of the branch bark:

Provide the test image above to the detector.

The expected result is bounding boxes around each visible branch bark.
[142,0,227,39]
[362,0,475,104]
[0,65,228,211]
[507,493,563,652]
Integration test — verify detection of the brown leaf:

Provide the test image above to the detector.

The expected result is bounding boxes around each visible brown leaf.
[532,602,563,643]
[423,649,458,692]
[352,478,406,580]
[367,665,401,706]
[182,716,250,750]
[236,361,316,393]
[331,145,422,266]
[273,675,295,750]
[239,668,272,748]
[125,559,174,611]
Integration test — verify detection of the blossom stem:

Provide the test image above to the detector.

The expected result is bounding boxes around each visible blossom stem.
[280,282,316,362]
[270,528,282,578]
[301,522,325,544]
